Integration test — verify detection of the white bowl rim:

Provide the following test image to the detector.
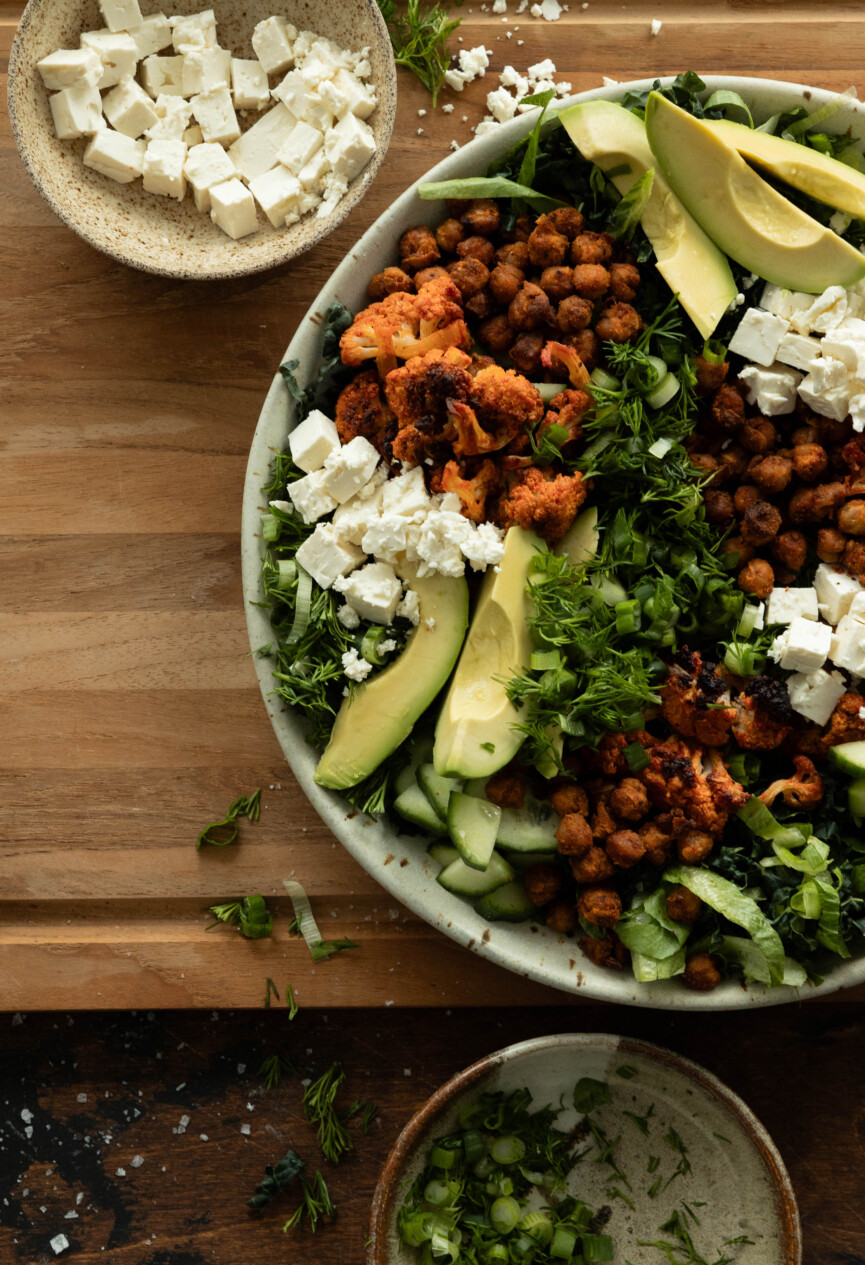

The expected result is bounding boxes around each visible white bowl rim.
[242,73,865,1010]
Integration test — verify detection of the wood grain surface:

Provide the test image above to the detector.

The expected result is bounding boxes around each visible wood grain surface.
[6,0,865,1008]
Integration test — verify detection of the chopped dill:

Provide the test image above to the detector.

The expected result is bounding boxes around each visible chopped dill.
[303,1063,353,1165]
[206,894,273,939]
[376,0,461,107]
[259,1052,297,1090]
[282,1170,336,1234]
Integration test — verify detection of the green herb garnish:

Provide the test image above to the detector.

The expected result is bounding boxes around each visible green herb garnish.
[196,789,261,849]
[283,1170,336,1234]
[303,1063,353,1165]
[260,1053,297,1090]
[376,0,461,107]
[207,894,273,939]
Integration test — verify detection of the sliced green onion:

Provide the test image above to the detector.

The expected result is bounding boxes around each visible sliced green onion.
[705,88,754,126]
[485,1176,514,1197]
[261,513,281,543]
[285,564,312,647]
[536,382,568,402]
[424,1180,452,1206]
[724,641,761,676]
[461,1130,485,1166]
[281,878,358,962]
[472,1155,495,1179]
[623,741,650,773]
[615,598,642,635]
[582,1232,615,1262]
[360,625,393,666]
[512,1236,536,1260]
[489,1136,526,1166]
[430,1144,459,1171]
[838,144,865,174]
[727,751,761,786]
[646,372,680,409]
[644,354,667,385]
[737,602,762,638]
[400,1211,437,1246]
[519,1213,553,1245]
[787,87,855,136]
[701,337,728,365]
[531,649,563,672]
[489,1196,521,1235]
[485,1247,509,1264]
[590,367,621,392]
[551,1227,577,1259]
[275,558,297,591]
[647,436,673,458]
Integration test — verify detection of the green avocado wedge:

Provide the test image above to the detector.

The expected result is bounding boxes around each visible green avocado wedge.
[645,92,865,293]
[314,561,469,790]
[705,117,865,221]
[559,99,736,338]
[433,526,542,781]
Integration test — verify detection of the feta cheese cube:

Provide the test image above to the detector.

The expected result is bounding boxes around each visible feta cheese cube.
[183,123,204,146]
[738,363,802,416]
[798,358,852,422]
[182,46,231,95]
[324,111,376,183]
[801,285,849,334]
[760,283,800,320]
[208,177,258,238]
[765,586,819,625]
[771,615,831,673]
[228,103,296,181]
[297,91,334,133]
[231,58,270,110]
[99,0,142,32]
[272,69,306,116]
[728,307,789,366]
[142,137,187,198]
[829,612,865,675]
[276,120,324,173]
[814,562,864,624]
[335,561,402,624]
[129,12,172,58]
[381,466,431,519]
[818,328,865,375]
[296,524,364,589]
[140,53,185,96]
[361,513,409,562]
[320,436,380,503]
[787,668,847,726]
[319,68,377,120]
[297,148,329,192]
[102,74,159,138]
[145,94,192,140]
[775,332,820,373]
[170,9,217,54]
[37,48,103,90]
[184,141,237,211]
[49,82,104,139]
[191,87,240,145]
[288,409,340,472]
[332,495,379,546]
[83,129,145,182]
[249,164,303,225]
[287,467,338,523]
[80,30,139,88]
[251,16,297,74]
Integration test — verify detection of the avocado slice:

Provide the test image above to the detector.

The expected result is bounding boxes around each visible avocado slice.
[433,526,542,780]
[314,561,469,790]
[705,118,865,221]
[555,505,599,569]
[559,99,737,338]
[645,92,865,293]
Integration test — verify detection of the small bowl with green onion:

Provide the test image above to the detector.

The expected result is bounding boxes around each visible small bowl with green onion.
[367,1033,801,1265]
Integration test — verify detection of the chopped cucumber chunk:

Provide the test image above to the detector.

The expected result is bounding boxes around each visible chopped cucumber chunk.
[437,852,515,897]
[428,842,461,868]
[495,804,558,853]
[395,782,449,836]
[828,741,865,778]
[418,763,463,823]
[448,792,502,871]
[475,880,536,923]
[395,736,435,795]
[849,777,865,823]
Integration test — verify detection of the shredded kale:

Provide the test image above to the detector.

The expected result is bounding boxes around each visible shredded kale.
[279,300,353,424]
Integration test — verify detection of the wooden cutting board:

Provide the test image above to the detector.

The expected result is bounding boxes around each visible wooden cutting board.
[4,0,865,1008]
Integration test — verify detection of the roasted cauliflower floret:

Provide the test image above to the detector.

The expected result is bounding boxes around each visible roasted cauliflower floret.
[498,466,587,542]
[334,368,396,456]
[439,459,500,522]
[441,364,544,458]
[660,649,736,746]
[540,340,591,388]
[759,756,824,810]
[731,675,794,751]
[340,275,471,377]
[537,388,593,452]
[640,740,748,837]
[798,691,865,758]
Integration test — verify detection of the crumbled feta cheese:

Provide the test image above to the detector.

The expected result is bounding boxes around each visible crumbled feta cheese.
[531,0,562,17]
[140,52,185,97]
[83,129,145,182]
[361,514,409,563]
[787,668,847,726]
[81,30,139,89]
[770,615,831,673]
[728,307,789,366]
[170,9,217,55]
[527,57,556,80]
[208,176,257,238]
[493,0,507,10]
[798,356,851,422]
[442,103,455,114]
[802,285,849,334]
[738,363,802,416]
[765,586,819,626]
[380,465,431,519]
[486,86,519,123]
[460,521,506,571]
[296,523,365,589]
[849,392,865,432]
[396,589,420,626]
[650,17,662,34]
[414,511,472,578]
[144,93,192,140]
[321,436,380,503]
[342,648,373,681]
[50,1235,70,1256]
[335,561,402,624]
[288,410,340,473]
[337,602,361,629]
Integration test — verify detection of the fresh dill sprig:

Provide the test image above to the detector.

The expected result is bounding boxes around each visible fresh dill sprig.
[248,1150,305,1211]
[282,1170,336,1234]
[341,1098,379,1134]
[377,0,461,107]
[303,1063,353,1165]
[264,977,280,1008]
[639,1205,753,1264]
[259,1052,298,1090]
[207,894,273,939]
[196,789,262,849]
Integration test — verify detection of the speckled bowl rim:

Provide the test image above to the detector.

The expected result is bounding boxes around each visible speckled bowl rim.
[242,74,865,1009]
[7,0,397,280]
[366,1033,803,1265]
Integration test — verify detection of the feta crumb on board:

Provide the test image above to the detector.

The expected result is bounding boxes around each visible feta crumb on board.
[39,8,378,241]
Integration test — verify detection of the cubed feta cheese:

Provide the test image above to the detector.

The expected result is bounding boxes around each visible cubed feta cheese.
[323,111,376,183]
[829,612,865,674]
[140,52,184,96]
[738,364,802,416]
[765,586,819,625]
[297,91,334,133]
[102,74,159,137]
[208,177,258,238]
[191,87,240,145]
[814,562,865,624]
[771,615,831,673]
[145,94,192,140]
[320,437,380,503]
[49,82,104,139]
[818,328,865,375]
[83,129,145,182]
[228,103,296,181]
[286,468,338,523]
[80,30,139,88]
[170,9,217,54]
[184,141,236,211]
[775,332,820,372]
[129,12,172,58]
[760,283,798,319]
[335,561,402,624]
[183,123,204,145]
[142,137,187,198]
[787,667,847,726]
[249,165,303,225]
[798,357,852,422]
[99,0,142,32]
[802,285,849,334]
[251,16,297,74]
[332,495,379,546]
[288,409,340,473]
[295,523,364,588]
[728,307,789,366]
[361,513,409,562]
[37,47,102,90]
[182,46,231,95]
[272,68,306,115]
[297,148,329,192]
[231,58,270,110]
[381,466,431,519]
[275,120,323,173]
[319,68,377,120]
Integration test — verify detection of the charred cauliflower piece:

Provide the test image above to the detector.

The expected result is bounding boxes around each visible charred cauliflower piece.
[731,675,793,751]
[661,649,736,747]
[334,368,396,457]
[340,275,471,377]
[538,388,593,451]
[798,691,865,758]
[439,459,500,522]
[640,740,748,838]
[498,466,587,542]
[540,340,591,387]
[444,364,544,458]
[759,756,824,809]
[385,347,474,467]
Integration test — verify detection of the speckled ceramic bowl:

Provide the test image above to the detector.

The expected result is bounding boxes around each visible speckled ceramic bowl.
[243,76,865,1008]
[8,0,396,278]
[367,1034,802,1265]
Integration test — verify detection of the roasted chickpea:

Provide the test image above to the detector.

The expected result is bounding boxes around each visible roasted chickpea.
[683,952,721,991]
[523,863,563,907]
[495,240,530,271]
[577,885,623,928]
[608,779,649,822]
[461,198,500,236]
[557,295,593,334]
[737,558,774,599]
[690,453,719,480]
[414,266,450,289]
[734,485,760,515]
[771,530,808,572]
[367,266,415,300]
[750,454,793,495]
[817,526,847,564]
[791,423,819,445]
[509,332,545,374]
[722,534,755,568]
[639,822,673,867]
[741,500,782,546]
[570,846,616,884]
[605,829,646,868]
[793,443,829,483]
[399,225,440,272]
[539,266,574,303]
[695,356,728,394]
[445,198,469,216]
[838,500,865,535]
[789,483,846,523]
[508,282,553,331]
[704,490,735,527]
[844,539,865,579]
[435,217,464,254]
[818,416,853,446]
[716,443,749,482]
[571,264,610,301]
[546,899,580,935]
[478,314,515,354]
[465,289,497,320]
[527,223,570,268]
[551,784,589,817]
[570,231,613,266]
[546,206,584,239]
[740,418,777,454]
[555,813,594,857]
[489,263,524,306]
[609,262,640,302]
[457,235,496,267]
[595,301,641,342]
[485,767,526,809]
[678,829,715,865]
[666,886,703,925]
[711,384,745,431]
[512,214,535,242]
[447,258,490,299]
